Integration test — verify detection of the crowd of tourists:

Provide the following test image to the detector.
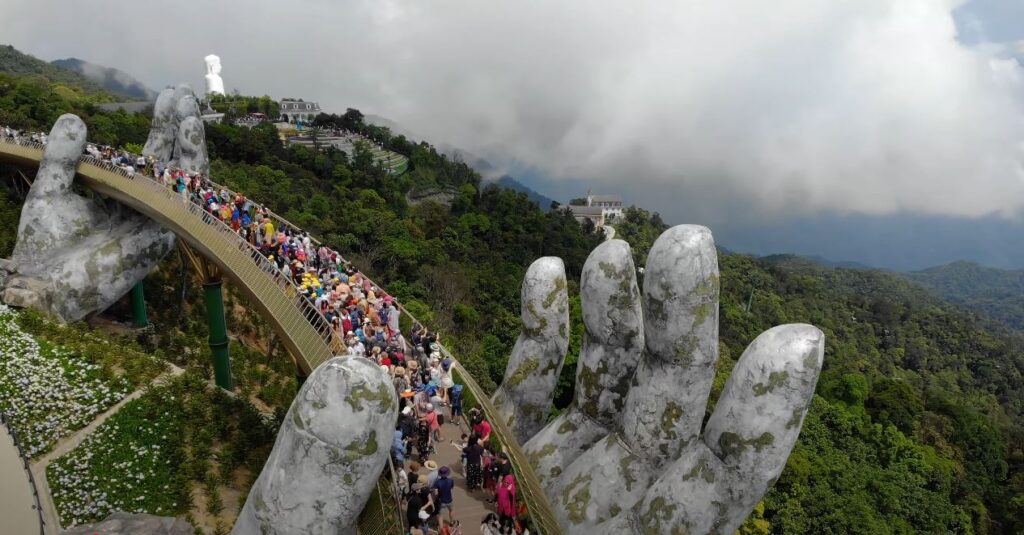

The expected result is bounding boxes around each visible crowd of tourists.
[0,125,533,534]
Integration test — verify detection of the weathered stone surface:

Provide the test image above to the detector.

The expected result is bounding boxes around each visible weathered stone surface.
[605,324,824,534]
[520,241,643,489]
[3,114,176,322]
[3,85,206,322]
[620,225,719,464]
[501,225,824,534]
[233,357,398,535]
[491,257,569,443]
[62,512,192,534]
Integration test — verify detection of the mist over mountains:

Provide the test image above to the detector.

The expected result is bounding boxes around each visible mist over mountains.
[51,57,156,100]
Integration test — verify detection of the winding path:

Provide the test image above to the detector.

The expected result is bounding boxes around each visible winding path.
[0,423,41,534]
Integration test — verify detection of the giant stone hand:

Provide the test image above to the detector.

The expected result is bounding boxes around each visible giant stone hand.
[493,225,824,534]
[2,85,207,321]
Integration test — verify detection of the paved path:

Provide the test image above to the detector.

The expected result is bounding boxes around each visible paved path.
[402,415,495,530]
[0,423,42,534]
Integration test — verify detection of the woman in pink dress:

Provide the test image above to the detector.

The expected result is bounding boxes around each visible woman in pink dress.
[495,474,516,534]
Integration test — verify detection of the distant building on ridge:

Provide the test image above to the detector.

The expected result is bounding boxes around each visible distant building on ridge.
[280,99,322,124]
[568,191,623,227]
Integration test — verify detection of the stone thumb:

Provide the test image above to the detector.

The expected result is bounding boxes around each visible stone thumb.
[32,114,86,197]
[233,357,398,535]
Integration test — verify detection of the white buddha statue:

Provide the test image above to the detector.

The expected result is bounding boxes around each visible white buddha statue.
[204,54,225,96]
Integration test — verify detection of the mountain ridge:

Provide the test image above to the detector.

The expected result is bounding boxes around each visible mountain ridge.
[51,58,157,100]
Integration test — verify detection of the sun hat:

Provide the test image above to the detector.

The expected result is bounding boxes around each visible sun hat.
[424,460,438,471]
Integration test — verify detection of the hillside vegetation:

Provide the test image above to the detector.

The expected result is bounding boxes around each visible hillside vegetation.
[0,45,118,97]
[1,58,1022,533]
[908,260,1024,331]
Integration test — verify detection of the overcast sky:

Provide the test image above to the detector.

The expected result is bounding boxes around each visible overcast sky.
[3,0,1024,239]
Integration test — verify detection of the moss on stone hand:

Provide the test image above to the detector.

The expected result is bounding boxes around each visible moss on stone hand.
[660,401,684,440]
[345,382,395,412]
[717,431,775,458]
[506,357,540,388]
[752,371,789,396]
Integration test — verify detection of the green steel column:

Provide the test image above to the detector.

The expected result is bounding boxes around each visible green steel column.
[203,280,233,390]
[131,282,148,327]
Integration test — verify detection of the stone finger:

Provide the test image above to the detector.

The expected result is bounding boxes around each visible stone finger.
[702,323,824,491]
[492,257,568,443]
[233,357,398,535]
[624,324,824,535]
[516,241,642,481]
[31,114,86,197]
[620,224,719,464]
[575,239,643,425]
[12,114,101,266]
[143,87,180,162]
[175,116,210,176]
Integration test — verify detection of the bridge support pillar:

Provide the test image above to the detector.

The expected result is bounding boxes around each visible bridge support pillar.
[203,279,234,391]
[131,282,148,327]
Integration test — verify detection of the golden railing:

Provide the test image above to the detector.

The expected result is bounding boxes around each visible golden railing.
[0,135,562,534]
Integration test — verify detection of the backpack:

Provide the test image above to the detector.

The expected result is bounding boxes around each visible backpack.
[450,385,463,406]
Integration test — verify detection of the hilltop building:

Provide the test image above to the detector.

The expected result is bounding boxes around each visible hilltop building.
[568,191,624,226]
[280,99,321,123]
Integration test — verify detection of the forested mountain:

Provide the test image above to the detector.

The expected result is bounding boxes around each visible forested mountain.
[493,175,557,211]
[51,57,156,100]
[1,63,1022,533]
[0,45,117,97]
[908,261,1024,331]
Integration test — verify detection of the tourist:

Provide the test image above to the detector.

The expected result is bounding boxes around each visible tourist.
[432,465,456,525]
[424,460,440,487]
[470,409,492,446]
[495,475,517,534]
[391,428,405,466]
[406,480,429,530]
[463,435,484,490]
[406,461,422,496]
[421,402,441,443]
[480,513,501,535]
[449,384,464,426]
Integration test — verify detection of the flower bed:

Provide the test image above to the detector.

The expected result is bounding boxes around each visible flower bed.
[0,306,156,458]
[48,372,278,528]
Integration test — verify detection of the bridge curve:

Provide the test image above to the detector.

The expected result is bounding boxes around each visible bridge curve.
[0,138,333,375]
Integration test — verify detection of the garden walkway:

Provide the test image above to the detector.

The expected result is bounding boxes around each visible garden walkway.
[0,423,41,534]
[32,363,185,534]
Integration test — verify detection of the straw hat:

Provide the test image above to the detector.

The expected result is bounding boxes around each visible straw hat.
[424,461,438,471]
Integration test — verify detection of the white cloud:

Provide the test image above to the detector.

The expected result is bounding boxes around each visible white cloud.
[2,0,1023,223]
